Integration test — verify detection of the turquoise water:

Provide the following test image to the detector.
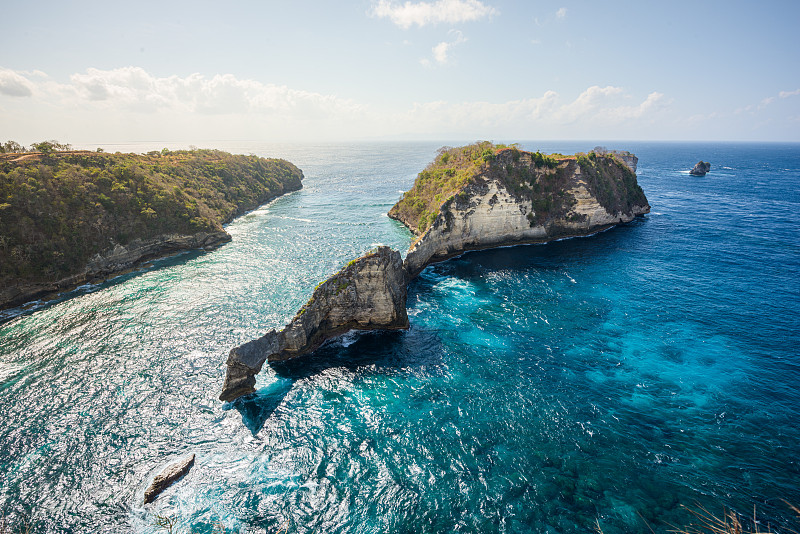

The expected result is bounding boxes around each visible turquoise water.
[1,142,798,533]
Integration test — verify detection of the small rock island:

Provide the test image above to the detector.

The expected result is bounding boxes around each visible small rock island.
[689,161,711,176]
[220,143,650,402]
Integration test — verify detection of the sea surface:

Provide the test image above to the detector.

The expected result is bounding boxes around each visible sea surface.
[1,141,798,533]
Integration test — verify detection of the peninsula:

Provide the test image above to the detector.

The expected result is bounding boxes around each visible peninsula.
[0,148,303,311]
[220,143,649,402]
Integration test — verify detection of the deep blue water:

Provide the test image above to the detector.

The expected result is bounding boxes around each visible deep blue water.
[1,142,798,533]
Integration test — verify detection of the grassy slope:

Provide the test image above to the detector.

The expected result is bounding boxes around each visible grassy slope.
[0,149,302,286]
[388,142,647,235]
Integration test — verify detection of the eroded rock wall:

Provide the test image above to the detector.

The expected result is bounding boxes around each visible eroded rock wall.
[220,246,408,402]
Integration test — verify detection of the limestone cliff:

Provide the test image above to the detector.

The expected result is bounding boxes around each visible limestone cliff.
[390,144,650,277]
[220,144,651,403]
[593,147,638,173]
[220,246,408,402]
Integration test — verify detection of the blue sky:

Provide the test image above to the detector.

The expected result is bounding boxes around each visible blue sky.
[1,0,798,144]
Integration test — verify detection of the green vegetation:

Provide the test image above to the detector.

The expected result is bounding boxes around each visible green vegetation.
[489,149,574,226]
[388,141,498,233]
[576,150,647,215]
[0,147,302,288]
[0,139,72,154]
[388,142,573,232]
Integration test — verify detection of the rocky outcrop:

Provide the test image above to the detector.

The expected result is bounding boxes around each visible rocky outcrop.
[144,454,195,504]
[0,231,231,312]
[399,149,650,277]
[593,147,638,173]
[220,246,408,402]
[86,231,231,275]
[690,161,711,176]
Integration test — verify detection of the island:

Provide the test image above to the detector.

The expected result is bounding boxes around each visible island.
[0,148,303,311]
[390,142,649,277]
[689,161,711,176]
[220,143,650,403]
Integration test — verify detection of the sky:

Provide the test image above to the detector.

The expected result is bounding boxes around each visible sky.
[1,0,799,145]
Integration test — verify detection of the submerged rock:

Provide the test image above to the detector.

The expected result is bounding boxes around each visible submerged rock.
[219,246,408,402]
[144,454,195,504]
[689,161,711,176]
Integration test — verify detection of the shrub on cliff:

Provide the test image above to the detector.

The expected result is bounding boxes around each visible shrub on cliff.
[388,141,498,233]
[577,152,647,214]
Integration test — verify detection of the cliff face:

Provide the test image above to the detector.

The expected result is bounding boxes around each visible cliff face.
[394,147,650,277]
[220,246,408,402]
[609,151,638,174]
[0,231,231,310]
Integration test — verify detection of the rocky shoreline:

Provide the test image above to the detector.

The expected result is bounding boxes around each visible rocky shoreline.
[0,149,304,314]
[400,149,649,277]
[0,231,231,313]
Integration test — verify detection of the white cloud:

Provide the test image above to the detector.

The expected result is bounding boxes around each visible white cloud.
[605,91,666,120]
[0,68,34,97]
[556,7,567,19]
[370,0,497,29]
[423,30,466,65]
[62,67,361,118]
[736,88,800,114]
[395,87,667,137]
[557,85,624,121]
[0,66,672,142]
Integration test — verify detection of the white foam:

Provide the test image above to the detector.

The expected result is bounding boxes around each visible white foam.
[339,331,359,347]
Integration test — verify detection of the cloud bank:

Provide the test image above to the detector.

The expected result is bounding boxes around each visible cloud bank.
[0,68,34,97]
[370,0,497,29]
[1,66,677,142]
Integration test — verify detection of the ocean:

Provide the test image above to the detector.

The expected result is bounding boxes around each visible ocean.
[0,141,798,533]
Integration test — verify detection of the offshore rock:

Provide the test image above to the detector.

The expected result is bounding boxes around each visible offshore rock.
[394,147,650,277]
[144,453,195,504]
[220,246,408,402]
[689,161,711,176]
